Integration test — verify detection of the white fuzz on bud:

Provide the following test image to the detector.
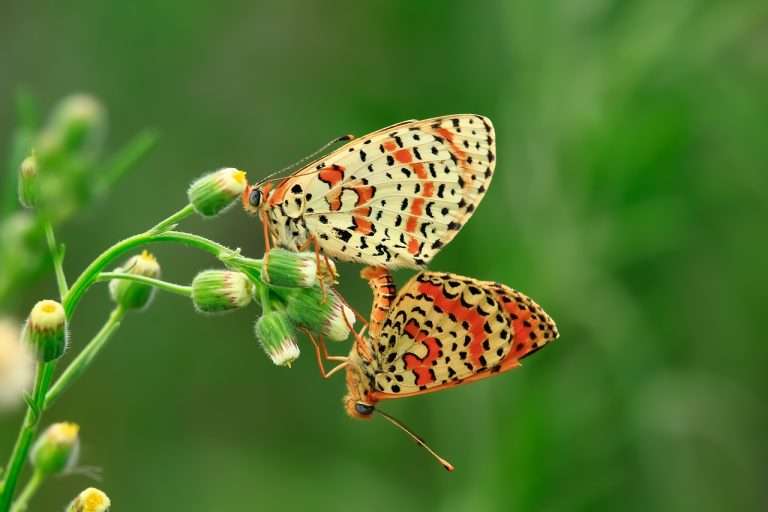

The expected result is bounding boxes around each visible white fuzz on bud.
[255,311,300,367]
[191,270,253,313]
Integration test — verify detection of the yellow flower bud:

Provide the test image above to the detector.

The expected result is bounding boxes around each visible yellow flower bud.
[23,299,68,362]
[109,250,161,310]
[188,168,247,217]
[66,487,111,512]
[30,422,80,476]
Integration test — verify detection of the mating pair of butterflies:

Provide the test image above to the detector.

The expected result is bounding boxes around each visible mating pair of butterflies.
[242,114,559,470]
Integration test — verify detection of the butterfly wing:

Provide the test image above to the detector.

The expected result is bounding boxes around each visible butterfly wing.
[268,114,496,268]
[367,272,559,400]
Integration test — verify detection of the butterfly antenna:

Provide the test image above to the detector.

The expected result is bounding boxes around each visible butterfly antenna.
[256,134,355,186]
[376,409,455,472]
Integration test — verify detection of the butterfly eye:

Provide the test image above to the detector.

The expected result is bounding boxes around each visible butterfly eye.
[248,188,262,208]
[355,403,375,416]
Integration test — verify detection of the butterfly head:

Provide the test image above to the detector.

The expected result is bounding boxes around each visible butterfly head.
[242,182,271,215]
[346,399,375,420]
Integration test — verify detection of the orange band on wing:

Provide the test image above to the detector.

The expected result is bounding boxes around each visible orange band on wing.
[403,320,442,386]
[418,280,488,368]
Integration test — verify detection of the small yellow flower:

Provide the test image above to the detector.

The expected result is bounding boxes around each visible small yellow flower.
[66,487,111,512]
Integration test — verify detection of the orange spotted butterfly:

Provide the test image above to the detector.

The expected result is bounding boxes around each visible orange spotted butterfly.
[304,267,559,470]
[242,115,495,269]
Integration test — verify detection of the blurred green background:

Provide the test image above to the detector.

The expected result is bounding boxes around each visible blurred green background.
[1,1,766,510]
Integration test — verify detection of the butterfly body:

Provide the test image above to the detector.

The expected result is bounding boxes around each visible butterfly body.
[244,115,496,268]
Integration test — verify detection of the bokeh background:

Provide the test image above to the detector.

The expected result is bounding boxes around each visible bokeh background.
[1,1,766,510]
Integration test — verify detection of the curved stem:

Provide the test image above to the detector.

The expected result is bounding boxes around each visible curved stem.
[63,230,235,319]
[44,306,126,409]
[43,221,67,299]
[9,470,44,512]
[149,203,195,232]
[97,273,192,298]
[0,362,55,510]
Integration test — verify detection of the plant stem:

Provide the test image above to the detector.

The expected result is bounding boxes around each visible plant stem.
[149,203,196,232]
[64,228,235,319]
[9,470,44,512]
[96,272,192,297]
[43,221,68,299]
[0,362,55,511]
[44,306,126,409]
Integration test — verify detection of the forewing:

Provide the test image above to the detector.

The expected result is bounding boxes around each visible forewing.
[285,114,495,268]
[368,272,559,399]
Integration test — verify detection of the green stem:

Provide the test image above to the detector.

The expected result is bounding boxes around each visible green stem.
[63,229,235,319]
[0,362,55,511]
[44,307,126,409]
[97,272,192,297]
[43,221,68,299]
[149,203,196,232]
[9,470,44,512]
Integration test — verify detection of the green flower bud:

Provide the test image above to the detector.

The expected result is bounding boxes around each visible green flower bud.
[66,487,111,512]
[38,94,107,161]
[283,287,355,342]
[187,168,247,217]
[262,249,317,287]
[191,270,253,313]
[0,317,34,410]
[108,250,161,310]
[255,311,300,367]
[17,153,39,209]
[30,422,80,476]
[23,299,68,362]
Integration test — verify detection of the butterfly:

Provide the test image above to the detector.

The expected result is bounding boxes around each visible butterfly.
[303,267,559,470]
[242,115,496,270]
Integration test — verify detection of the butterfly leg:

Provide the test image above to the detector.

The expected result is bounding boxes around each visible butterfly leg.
[302,328,348,379]
[260,210,273,282]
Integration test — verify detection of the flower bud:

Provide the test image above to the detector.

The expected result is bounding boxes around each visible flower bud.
[66,487,111,512]
[108,250,161,310]
[255,311,300,367]
[17,153,39,209]
[0,318,34,410]
[23,300,68,362]
[187,168,247,217]
[192,270,253,313]
[38,94,107,160]
[30,422,80,476]
[262,249,317,287]
[283,287,355,342]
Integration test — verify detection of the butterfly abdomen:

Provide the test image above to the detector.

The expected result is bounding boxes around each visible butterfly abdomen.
[361,266,397,338]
